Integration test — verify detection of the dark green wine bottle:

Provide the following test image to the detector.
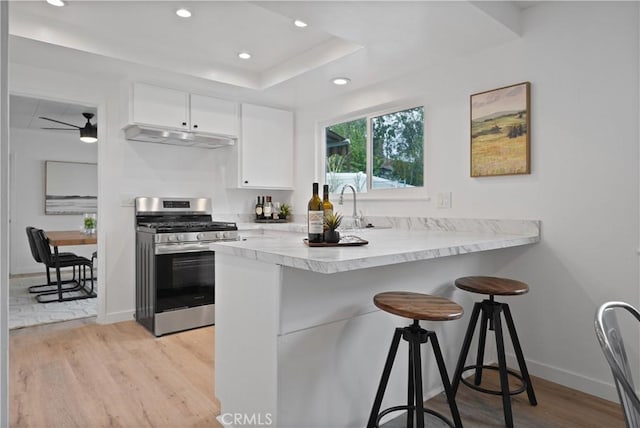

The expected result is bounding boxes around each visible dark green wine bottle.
[307,183,323,243]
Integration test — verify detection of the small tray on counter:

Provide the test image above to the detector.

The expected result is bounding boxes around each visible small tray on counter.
[303,236,369,247]
[255,218,288,223]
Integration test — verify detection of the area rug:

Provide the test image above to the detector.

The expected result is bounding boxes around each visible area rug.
[9,273,97,330]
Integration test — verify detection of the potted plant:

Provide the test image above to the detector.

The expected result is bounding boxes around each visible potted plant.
[279,203,292,221]
[83,213,97,235]
[324,212,343,243]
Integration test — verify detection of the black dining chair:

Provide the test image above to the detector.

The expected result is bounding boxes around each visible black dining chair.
[25,226,80,293]
[91,251,98,281]
[31,228,96,303]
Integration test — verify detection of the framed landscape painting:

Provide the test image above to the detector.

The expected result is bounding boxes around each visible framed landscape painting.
[470,82,530,177]
[45,161,97,215]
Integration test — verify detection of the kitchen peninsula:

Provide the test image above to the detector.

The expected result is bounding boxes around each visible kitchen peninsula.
[212,218,540,427]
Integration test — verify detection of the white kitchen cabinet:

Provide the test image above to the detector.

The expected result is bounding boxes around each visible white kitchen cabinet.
[131,83,189,130]
[238,103,294,189]
[130,82,238,136]
[190,94,237,136]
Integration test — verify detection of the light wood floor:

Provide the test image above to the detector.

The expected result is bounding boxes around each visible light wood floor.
[9,320,625,427]
[10,319,221,428]
[425,370,625,428]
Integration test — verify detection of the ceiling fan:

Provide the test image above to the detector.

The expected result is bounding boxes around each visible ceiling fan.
[39,112,98,143]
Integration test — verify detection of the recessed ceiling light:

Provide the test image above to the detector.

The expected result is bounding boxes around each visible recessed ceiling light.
[46,0,66,7]
[176,8,192,18]
[238,52,252,60]
[332,77,351,86]
[294,19,308,28]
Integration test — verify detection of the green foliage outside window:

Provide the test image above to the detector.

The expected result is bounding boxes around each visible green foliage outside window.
[372,107,424,188]
[325,106,424,192]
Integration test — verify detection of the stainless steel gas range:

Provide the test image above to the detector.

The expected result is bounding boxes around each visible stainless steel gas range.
[135,197,238,336]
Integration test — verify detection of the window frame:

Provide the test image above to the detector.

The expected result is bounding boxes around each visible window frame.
[319,101,429,201]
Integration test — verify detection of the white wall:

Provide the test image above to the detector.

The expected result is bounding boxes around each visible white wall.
[294,2,639,401]
[9,128,97,274]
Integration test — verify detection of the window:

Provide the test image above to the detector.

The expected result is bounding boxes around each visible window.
[325,106,424,194]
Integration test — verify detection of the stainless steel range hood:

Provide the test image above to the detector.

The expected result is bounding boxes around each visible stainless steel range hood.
[123,124,235,149]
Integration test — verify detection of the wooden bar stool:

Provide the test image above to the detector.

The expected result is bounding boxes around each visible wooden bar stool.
[367,291,464,428]
[451,276,537,428]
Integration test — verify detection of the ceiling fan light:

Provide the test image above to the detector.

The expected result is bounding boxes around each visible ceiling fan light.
[46,0,66,7]
[80,127,98,143]
[80,136,98,144]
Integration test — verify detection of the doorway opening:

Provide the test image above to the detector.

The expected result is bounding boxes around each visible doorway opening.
[8,94,99,330]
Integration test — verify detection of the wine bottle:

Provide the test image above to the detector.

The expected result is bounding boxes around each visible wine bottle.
[307,183,324,243]
[322,184,333,232]
[255,196,263,221]
[264,196,273,219]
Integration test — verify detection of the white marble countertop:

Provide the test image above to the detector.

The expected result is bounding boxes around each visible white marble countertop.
[212,222,540,274]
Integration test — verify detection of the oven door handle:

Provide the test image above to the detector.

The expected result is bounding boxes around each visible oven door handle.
[154,243,213,255]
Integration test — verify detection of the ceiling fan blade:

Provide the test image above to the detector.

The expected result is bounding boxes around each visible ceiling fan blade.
[39,116,81,128]
[41,127,77,130]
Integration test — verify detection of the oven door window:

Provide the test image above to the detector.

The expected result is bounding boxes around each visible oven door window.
[155,251,214,312]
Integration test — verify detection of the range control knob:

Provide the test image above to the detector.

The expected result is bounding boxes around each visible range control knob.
[217,231,226,240]
[196,233,204,241]
[168,235,177,242]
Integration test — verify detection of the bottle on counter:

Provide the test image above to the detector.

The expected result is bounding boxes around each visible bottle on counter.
[322,184,333,233]
[264,196,273,219]
[255,196,263,221]
[307,182,324,243]
[273,201,281,220]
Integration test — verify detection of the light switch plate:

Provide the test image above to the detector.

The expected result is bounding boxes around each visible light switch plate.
[437,192,452,209]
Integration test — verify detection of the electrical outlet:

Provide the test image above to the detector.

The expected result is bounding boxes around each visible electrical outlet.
[436,192,452,209]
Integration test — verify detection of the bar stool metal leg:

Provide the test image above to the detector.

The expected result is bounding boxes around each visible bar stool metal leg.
[407,340,414,428]
[474,306,489,386]
[429,332,464,428]
[493,306,513,428]
[452,302,482,394]
[368,328,403,428]
[503,305,537,406]
[411,329,425,428]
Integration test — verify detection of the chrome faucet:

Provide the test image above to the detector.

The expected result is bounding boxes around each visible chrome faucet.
[339,184,361,229]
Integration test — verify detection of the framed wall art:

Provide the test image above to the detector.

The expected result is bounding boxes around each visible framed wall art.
[45,161,97,215]
[470,82,530,177]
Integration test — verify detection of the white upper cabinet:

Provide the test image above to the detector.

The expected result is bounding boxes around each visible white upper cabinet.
[190,94,237,136]
[130,82,238,136]
[239,103,294,189]
[131,83,189,130]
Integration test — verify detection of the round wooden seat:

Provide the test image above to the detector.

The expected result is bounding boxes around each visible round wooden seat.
[374,291,463,321]
[455,276,529,296]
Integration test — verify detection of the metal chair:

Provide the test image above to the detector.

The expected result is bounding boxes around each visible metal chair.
[25,226,79,293]
[595,301,640,428]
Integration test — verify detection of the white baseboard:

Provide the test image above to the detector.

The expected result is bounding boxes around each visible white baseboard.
[506,353,618,402]
[98,309,135,325]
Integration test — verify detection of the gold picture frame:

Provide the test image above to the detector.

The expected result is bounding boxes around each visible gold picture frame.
[470,82,531,177]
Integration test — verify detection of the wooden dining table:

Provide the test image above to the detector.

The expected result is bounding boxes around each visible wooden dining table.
[46,230,97,247]
[45,230,97,302]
